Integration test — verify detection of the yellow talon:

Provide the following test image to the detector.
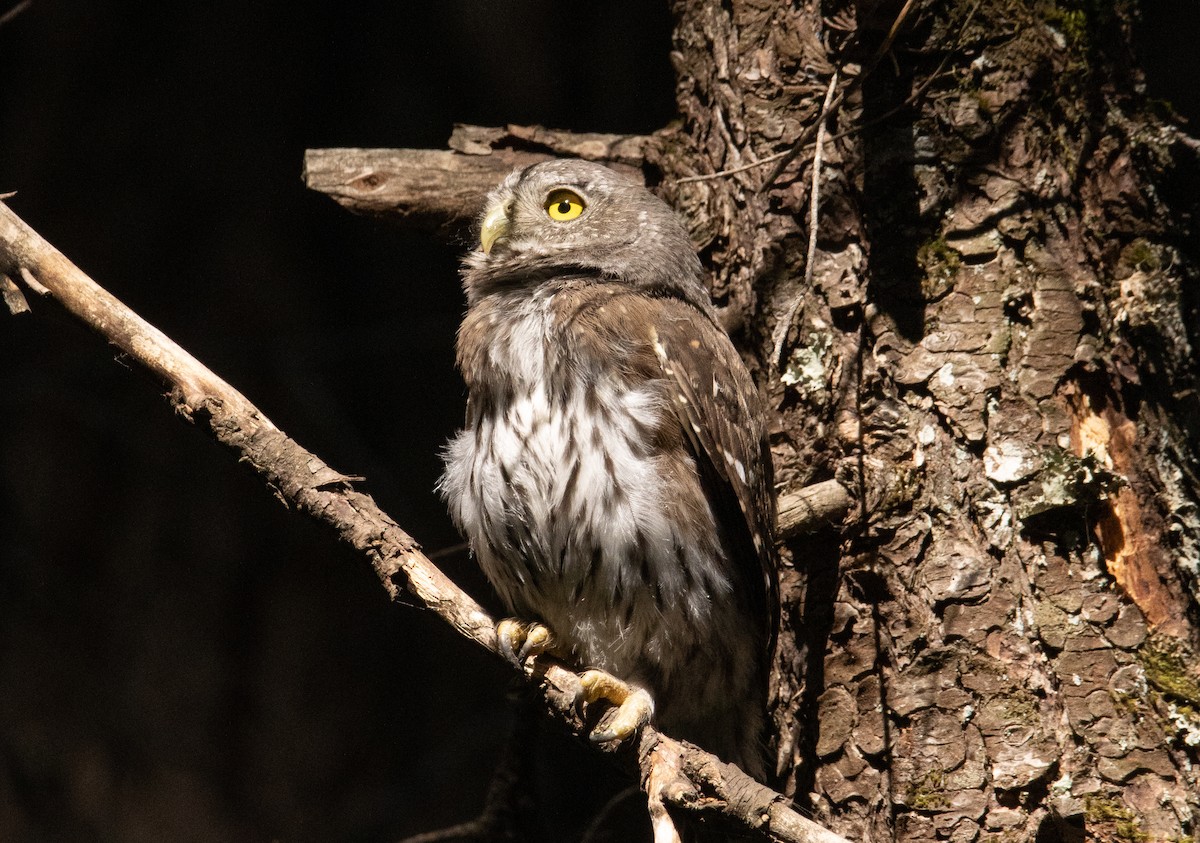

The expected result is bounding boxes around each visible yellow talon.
[579,669,655,744]
[493,626,653,746]
[496,618,555,668]
[522,623,553,658]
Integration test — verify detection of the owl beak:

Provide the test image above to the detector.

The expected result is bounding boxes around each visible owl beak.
[479,201,512,254]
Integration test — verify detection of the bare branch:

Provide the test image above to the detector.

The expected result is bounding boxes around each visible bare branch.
[303,124,649,231]
[303,147,549,230]
[0,199,849,843]
[397,691,538,842]
[803,73,837,292]
[771,71,839,370]
[0,197,495,640]
[1,272,30,314]
[777,479,853,539]
[0,0,31,28]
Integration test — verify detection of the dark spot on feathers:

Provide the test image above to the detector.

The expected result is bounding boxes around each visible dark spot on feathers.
[589,545,603,583]
[676,543,692,585]
[561,456,581,511]
[585,384,601,413]
[635,531,653,585]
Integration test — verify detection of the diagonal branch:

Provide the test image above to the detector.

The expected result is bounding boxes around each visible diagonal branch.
[0,199,849,843]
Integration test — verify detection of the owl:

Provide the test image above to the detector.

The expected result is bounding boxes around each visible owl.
[440,159,778,779]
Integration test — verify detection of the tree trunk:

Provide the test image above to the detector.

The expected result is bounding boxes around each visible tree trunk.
[655,1,1200,840]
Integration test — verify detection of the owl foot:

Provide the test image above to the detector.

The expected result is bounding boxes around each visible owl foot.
[579,669,654,745]
[496,618,555,669]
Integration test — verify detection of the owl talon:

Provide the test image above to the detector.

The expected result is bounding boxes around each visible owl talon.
[579,669,654,745]
[496,618,555,668]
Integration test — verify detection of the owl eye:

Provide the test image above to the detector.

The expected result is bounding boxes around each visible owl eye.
[544,189,586,221]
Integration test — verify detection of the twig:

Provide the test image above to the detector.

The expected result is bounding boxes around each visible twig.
[1,272,30,314]
[605,1,917,191]
[395,820,484,843]
[804,73,837,291]
[777,479,853,539]
[426,541,470,561]
[397,690,537,842]
[762,0,917,188]
[672,147,795,186]
[822,0,984,149]
[19,264,48,295]
[0,0,31,28]
[772,72,838,370]
[0,199,851,843]
[645,739,685,843]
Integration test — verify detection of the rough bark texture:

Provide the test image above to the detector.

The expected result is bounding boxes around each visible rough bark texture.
[652,1,1200,841]
[307,1,1200,840]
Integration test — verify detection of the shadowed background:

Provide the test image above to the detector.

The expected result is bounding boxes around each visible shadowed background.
[0,2,1195,840]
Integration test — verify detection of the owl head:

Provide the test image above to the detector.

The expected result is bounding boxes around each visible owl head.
[463,159,713,315]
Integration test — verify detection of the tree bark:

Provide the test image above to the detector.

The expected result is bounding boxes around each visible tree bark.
[666,1,1200,840]
[308,1,1200,840]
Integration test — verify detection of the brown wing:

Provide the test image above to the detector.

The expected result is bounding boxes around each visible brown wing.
[648,300,780,656]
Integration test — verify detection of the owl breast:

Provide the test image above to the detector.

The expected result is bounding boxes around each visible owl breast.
[440,289,760,736]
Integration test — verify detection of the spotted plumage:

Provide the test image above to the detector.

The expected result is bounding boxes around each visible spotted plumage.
[440,159,777,777]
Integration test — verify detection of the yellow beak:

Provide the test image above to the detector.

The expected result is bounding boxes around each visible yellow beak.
[480,201,511,254]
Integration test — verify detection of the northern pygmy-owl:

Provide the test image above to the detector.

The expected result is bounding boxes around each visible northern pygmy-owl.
[441,159,778,778]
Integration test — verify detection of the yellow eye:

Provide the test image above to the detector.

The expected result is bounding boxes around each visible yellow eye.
[545,189,585,221]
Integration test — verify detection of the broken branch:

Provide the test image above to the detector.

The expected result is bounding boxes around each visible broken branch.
[303,124,649,230]
[302,147,548,229]
[777,479,853,538]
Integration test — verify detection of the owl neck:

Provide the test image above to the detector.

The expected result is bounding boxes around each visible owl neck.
[462,252,717,323]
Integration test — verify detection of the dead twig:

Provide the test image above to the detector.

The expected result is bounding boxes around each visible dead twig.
[772,72,839,370]
[303,126,647,230]
[777,479,853,539]
[0,0,31,28]
[0,199,850,843]
[397,690,538,843]
[762,0,917,188]
[804,72,836,293]
[1,272,30,314]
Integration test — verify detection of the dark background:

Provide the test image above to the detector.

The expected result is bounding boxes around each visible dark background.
[0,2,1195,841]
